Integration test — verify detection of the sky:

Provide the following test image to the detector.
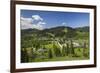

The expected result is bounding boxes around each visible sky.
[21,10,90,30]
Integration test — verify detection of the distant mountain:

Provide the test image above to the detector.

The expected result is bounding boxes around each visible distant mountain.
[75,26,89,32]
[21,26,89,40]
[21,28,40,35]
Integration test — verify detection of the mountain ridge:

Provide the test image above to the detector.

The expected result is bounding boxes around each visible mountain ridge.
[21,26,89,40]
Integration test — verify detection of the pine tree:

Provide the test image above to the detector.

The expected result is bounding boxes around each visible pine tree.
[48,49,53,58]
[21,48,29,63]
[66,43,69,56]
[71,40,75,55]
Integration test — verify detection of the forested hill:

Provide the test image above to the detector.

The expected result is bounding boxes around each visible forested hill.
[21,26,89,40]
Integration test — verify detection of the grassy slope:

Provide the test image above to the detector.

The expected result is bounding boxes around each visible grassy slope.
[21,26,89,63]
[30,56,89,62]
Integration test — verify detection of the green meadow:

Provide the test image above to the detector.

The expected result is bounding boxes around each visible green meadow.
[21,26,89,63]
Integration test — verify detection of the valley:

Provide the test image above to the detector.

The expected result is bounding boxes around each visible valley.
[21,26,89,63]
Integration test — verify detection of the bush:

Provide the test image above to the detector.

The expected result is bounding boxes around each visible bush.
[74,48,83,57]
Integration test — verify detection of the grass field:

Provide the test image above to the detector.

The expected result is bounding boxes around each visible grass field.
[28,56,89,62]
[21,26,89,63]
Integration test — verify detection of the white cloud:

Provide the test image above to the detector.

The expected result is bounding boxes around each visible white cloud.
[21,15,46,30]
[32,24,44,30]
[31,21,46,30]
[21,17,33,29]
[38,21,46,25]
[21,17,33,24]
[62,22,66,26]
[32,15,43,21]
